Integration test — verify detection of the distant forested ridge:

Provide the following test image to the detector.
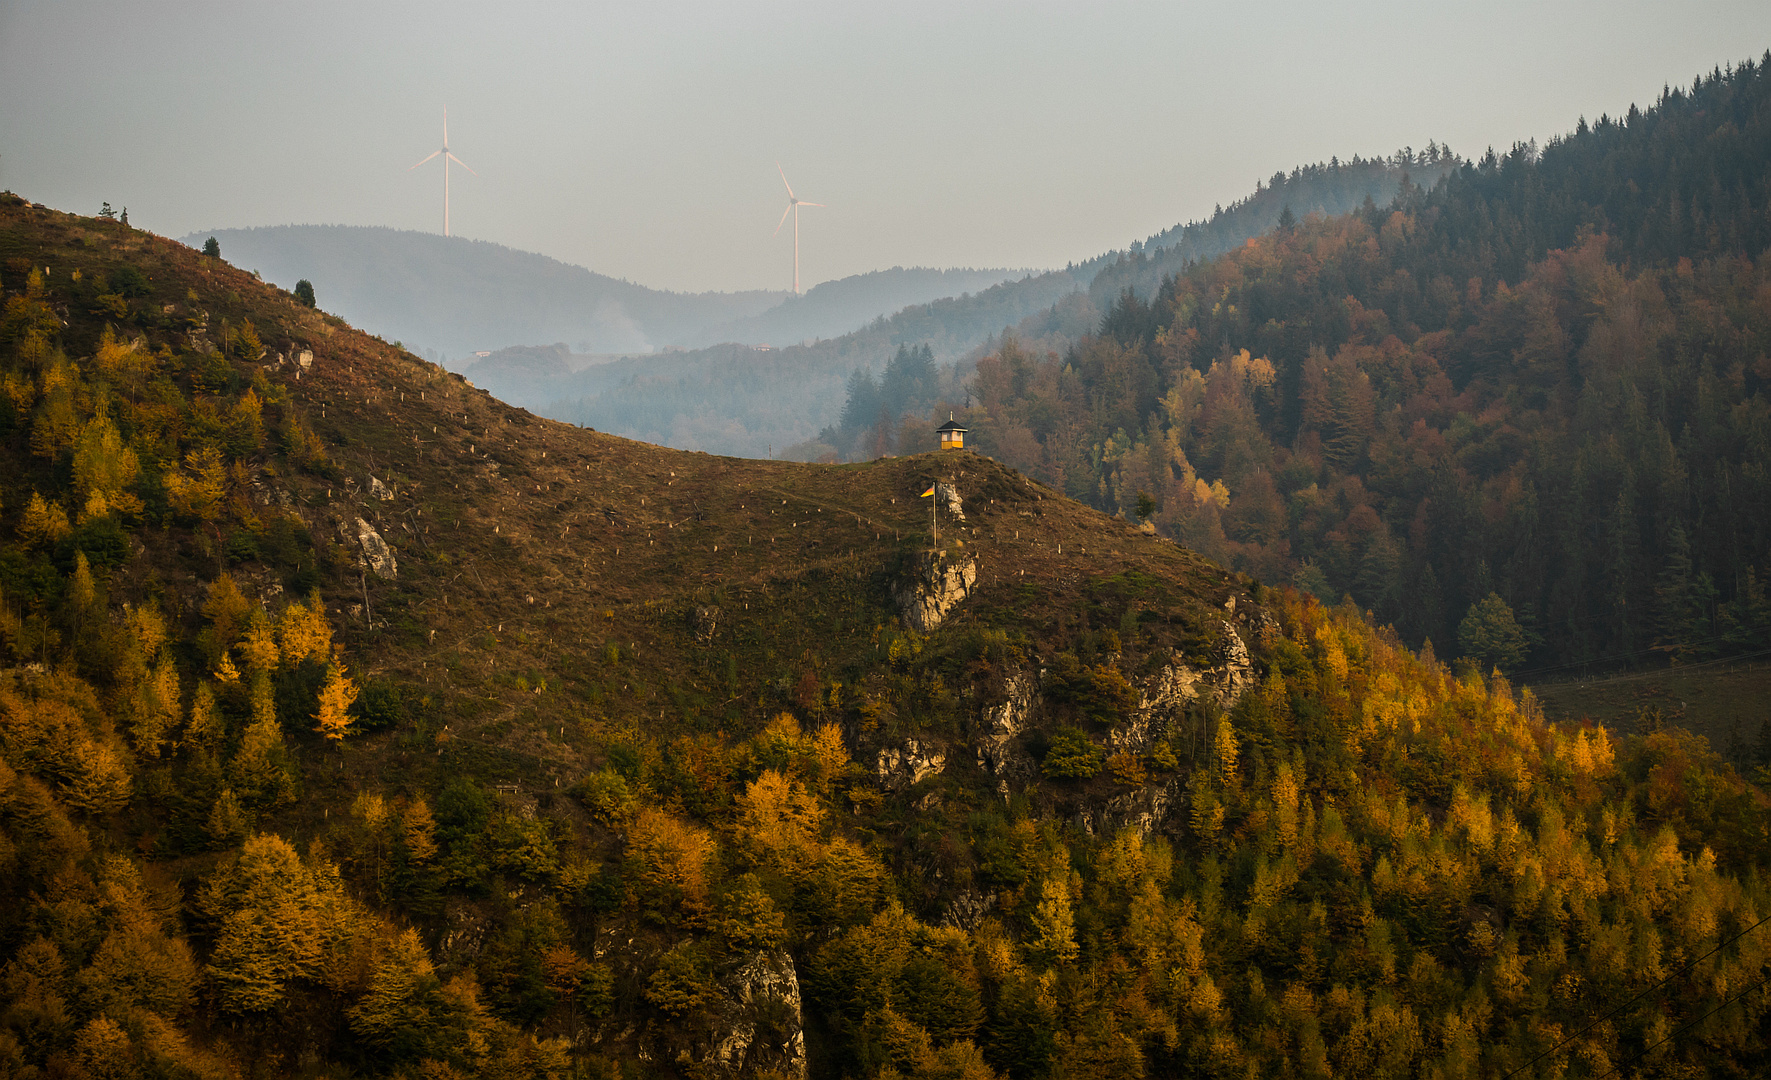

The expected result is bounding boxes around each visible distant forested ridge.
[937,56,1771,671]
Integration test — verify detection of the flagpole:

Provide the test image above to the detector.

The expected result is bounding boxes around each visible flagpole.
[932,492,938,549]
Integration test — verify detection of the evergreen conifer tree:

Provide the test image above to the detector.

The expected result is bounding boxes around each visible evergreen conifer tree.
[1457,592,1530,674]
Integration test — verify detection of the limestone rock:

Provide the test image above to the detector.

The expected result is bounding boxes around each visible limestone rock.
[939,889,997,932]
[1112,622,1255,755]
[704,949,807,1080]
[436,898,490,964]
[354,517,398,579]
[1210,619,1255,708]
[876,739,946,791]
[936,481,965,522]
[892,550,976,631]
[369,475,394,501]
[1082,775,1186,838]
[974,666,1039,788]
[1113,660,1205,755]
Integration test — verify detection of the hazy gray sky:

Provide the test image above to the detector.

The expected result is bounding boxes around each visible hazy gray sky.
[1,1,1763,293]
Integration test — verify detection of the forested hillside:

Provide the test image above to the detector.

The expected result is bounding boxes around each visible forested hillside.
[814,153,1455,463]
[939,57,1771,672]
[3,64,1770,1080]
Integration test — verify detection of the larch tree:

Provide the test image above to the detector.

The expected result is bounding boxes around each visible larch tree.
[314,661,359,746]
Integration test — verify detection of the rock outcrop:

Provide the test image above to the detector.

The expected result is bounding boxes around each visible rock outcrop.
[974,666,1039,790]
[1112,660,1205,755]
[1209,619,1256,707]
[704,949,807,1079]
[353,517,398,579]
[1114,621,1255,755]
[1081,775,1186,838]
[935,481,965,522]
[876,739,947,790]
[938,889,996,932]
[369,474,394,501]
[892,551,976,631]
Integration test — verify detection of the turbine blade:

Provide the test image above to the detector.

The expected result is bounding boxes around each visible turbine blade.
[443,106,449,145]
[447,152,478,175]
[774,203,793,236]
[777,162,795,200]
[410,149,442,169]
[800,201,825,208]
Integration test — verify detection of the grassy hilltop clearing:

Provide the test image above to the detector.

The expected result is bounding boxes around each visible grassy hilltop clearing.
[1,194,1769,1079]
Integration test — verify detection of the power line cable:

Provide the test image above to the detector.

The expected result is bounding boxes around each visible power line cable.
[1590,969,1771,1080]
[1511,628,1763,680]
[1525,647,1771,694]
[1501,909,1771,1080]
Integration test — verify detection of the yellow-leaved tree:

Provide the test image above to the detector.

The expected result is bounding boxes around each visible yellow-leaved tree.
[202,574,250,665]
[277,593,332,665]
[163,447,229,523]
[626,807,716,921]
[198,833,355,1013]
[71,408,142,520]
[20,492,71,547]
[238,608,279,673]
[734,768,825,867]
[1030,875,1079,966]
[184,683,222,755]
[231,687,292,810]
[314,662,359,745]
[348,927,443,1051]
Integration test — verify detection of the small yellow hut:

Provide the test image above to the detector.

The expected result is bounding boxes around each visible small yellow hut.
[937,414,968,450]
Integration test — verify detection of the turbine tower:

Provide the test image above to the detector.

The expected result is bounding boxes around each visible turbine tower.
[774,164,824,294]
[410,108,476,237]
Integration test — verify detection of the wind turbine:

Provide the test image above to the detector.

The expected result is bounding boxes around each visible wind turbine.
[774,164,824,294]
[410,108,476,237]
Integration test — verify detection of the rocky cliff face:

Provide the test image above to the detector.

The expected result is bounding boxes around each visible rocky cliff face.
[875,739,947,790]
[354,517,399,579]
[1082,774,1187,838]
[627,948,808,1079]
[704,950,808,1080]
[1113,620,1256,755]
[951,619,1259,835]
[891,550,976,631]
[974,666,1040,792]
[934,481,965,521]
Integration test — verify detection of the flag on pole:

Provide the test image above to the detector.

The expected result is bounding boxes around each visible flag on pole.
[920,484,936,497]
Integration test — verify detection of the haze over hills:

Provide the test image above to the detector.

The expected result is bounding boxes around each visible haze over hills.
[179,225,785,360]
[473,154,1450,457]
[695,264,1043,348]
[179,225,1030,364]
